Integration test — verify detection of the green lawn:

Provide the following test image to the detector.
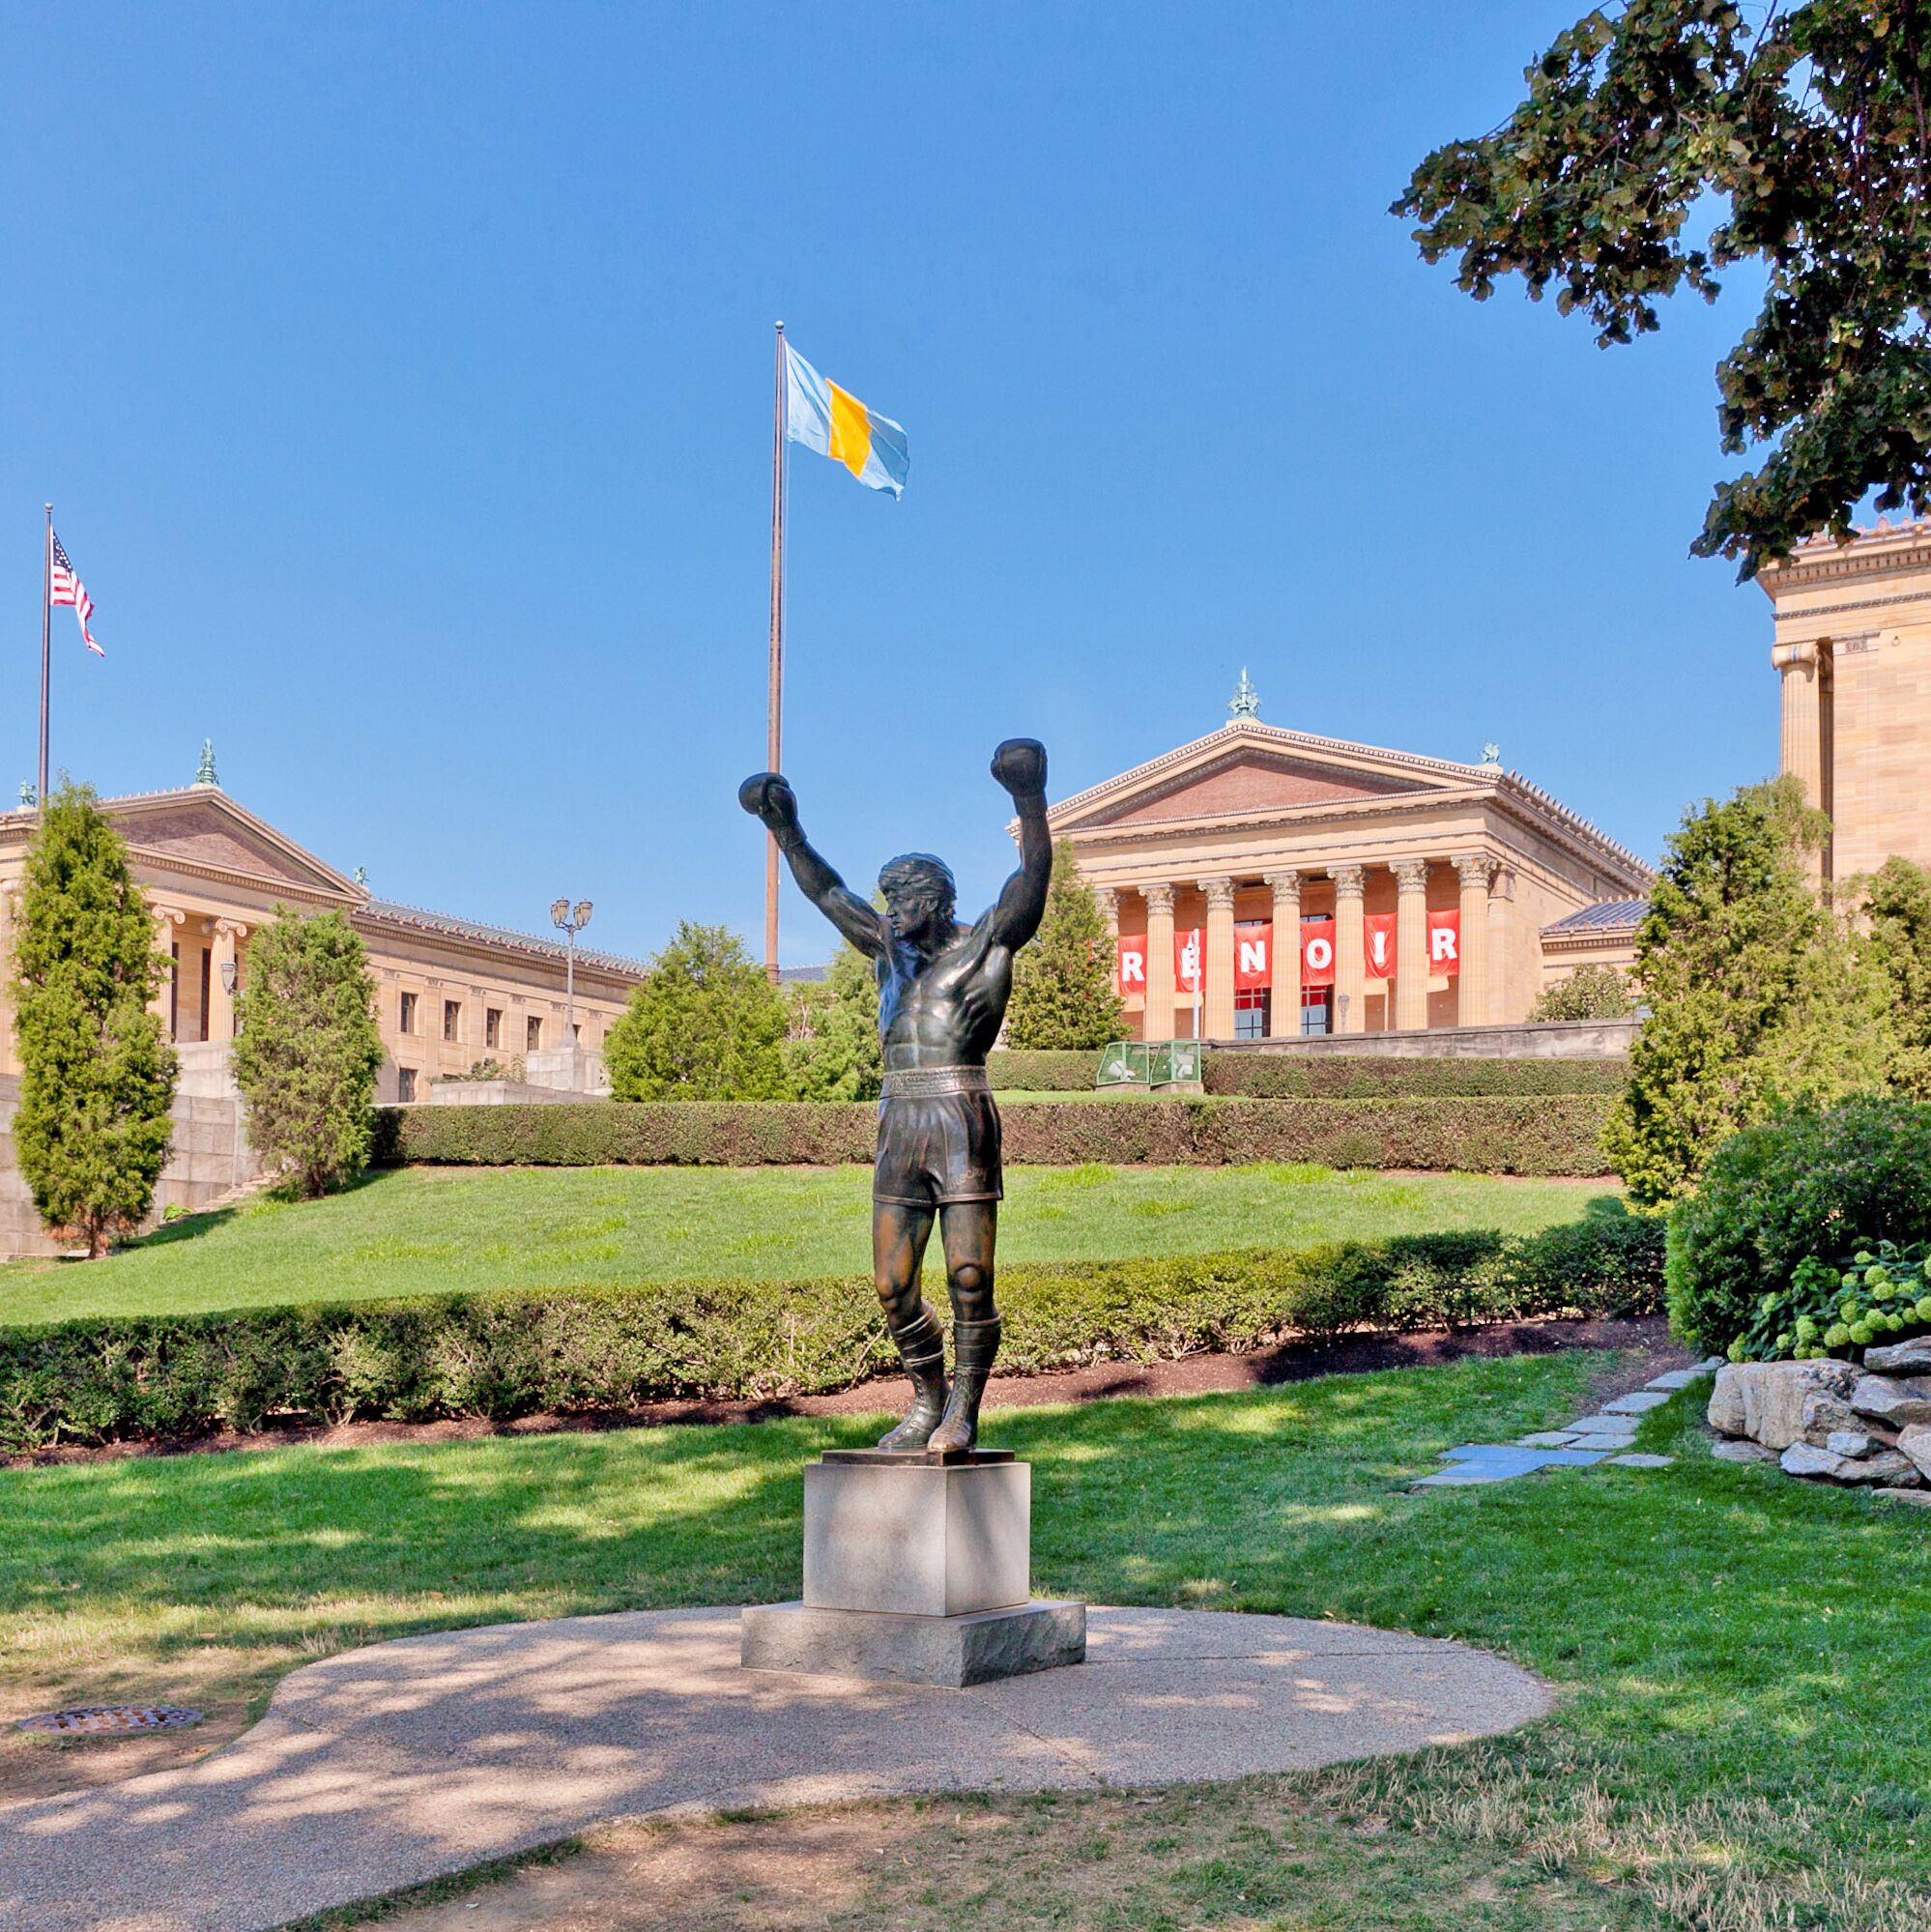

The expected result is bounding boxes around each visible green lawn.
[3,1361,1927,1929]
[0,1164,1615,1325]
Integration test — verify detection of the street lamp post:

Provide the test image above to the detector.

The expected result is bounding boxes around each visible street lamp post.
[550,897,593,1045]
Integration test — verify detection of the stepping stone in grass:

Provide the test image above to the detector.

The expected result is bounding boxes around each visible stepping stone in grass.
[1643,1369,1706,1391]
[1413,1444,1607,1486]
[1605,1454,1675,1469]
[1603,1391,1671,1414]
[1515,1431,1579,1448]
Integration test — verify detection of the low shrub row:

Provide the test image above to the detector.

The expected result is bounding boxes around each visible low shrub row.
[0,1211,1663,1449]
[377,1096,1616,1176]
[985,1049,1102,1090]
[981,1049,1631,1098]
[1201,1054,1630,1099]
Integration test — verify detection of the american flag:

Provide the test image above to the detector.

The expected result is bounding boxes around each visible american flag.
[49,530,102,656]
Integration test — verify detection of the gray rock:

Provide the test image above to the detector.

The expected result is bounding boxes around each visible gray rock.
[1711,1439,1780,1465]
[1707,1365,1748,1437]
[1864,1336,1931,1375]
[1898,1424,1931,1482]
[1780,1443,1920,1485]
[1826,1430,1877,1459]
[1801,1390,1864,1444]
[1850,1373,1931,1427]
[1874,1487,1931,1507]
[1719,1360,1861,1450]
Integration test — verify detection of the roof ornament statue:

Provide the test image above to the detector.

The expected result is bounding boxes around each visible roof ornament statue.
[1480,741,1503,769]
[1227,668,1261,720]
[17,781,36,810]
[192,739,220,790]
[353,865,368,888]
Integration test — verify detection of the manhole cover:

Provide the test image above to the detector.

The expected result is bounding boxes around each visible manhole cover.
[16,1705,204,1736]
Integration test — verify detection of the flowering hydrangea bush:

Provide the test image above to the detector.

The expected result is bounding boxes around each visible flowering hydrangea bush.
[1731,1239,1931,1363]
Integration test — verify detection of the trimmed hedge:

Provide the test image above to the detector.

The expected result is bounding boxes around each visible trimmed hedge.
[376,1096,1616,1177]
[1203,1054,1630,1099]
[0,1211,1663,1450]
[984,1049,1629,1098]
[985,1049,1103,1090]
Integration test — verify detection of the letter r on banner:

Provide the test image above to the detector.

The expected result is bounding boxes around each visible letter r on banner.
[1427,908,1460,974]
[1116,936,1146,993]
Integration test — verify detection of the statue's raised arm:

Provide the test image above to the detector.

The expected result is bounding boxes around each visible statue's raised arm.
[737,772,887,957]
[984,737,1052,950]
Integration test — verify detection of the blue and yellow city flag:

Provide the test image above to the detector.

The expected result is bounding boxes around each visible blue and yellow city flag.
[783,342,909,499]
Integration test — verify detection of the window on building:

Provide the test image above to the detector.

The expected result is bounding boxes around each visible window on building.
[396,1067,418,1102]
[527,1015,542,1052]
[399,991,418,1034]
[485,1007,502,1050]
[443,999,461,1043]
[1233,989,1268,1040]
[1300,990,1333,1037]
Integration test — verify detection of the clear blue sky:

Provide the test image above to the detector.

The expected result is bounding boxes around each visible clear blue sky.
[5,4,1779,966]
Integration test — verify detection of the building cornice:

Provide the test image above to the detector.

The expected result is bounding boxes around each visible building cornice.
[1761,519,1931,597]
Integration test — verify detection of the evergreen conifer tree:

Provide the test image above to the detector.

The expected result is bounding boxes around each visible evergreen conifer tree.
[605,921,790,1100]
[1004,841,1124,1050]
[1860,856,1931,1102]
[10,782,178,1255]
[784,939,882,1101]
[231,909,386,1197]
[1604,778,1896,1203]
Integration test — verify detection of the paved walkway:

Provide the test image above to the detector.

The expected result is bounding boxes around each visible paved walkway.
[1413,1358,1720,1486]
[1,1605,1550,1932]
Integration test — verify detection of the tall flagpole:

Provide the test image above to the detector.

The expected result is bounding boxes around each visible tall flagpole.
[38,504,51,810]
[764,321,787,983]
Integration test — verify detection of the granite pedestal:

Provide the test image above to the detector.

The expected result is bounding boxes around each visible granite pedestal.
[740,1448,1086,1687]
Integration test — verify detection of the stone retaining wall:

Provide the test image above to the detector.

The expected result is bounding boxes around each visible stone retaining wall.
[1707,1345,1931,1494]
[0,1073,262,1259]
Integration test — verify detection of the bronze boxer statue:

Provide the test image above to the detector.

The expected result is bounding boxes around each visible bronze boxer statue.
[739,739,1051,1451]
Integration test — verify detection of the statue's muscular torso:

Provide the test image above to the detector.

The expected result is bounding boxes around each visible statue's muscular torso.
[878,915,1013,1072]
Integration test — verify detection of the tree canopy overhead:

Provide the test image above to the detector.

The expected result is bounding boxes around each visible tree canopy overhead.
[1395,2,1931,576]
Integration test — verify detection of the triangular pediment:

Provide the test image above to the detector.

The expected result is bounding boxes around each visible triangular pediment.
[1052,724,1484,833]
[104,790,360,899]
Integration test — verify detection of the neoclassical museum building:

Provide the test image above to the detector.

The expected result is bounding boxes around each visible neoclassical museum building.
[1050,682,1653,1042]
[0,756,647,1103]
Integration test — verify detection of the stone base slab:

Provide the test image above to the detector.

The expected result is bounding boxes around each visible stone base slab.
[740,1599,1086,1687]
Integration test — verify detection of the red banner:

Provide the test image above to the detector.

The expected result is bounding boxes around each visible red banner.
[1115,934,1146,996]
[1301,916,1335,988]
[1427,908,1460,975]
[1234,921,1271,991]
[1174,927,1203,995]
[1364,911,1396,980]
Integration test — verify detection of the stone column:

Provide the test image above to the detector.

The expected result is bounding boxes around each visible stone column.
[1092,885,1118,938]
[1265,870,1301,1038]
[1453,854,1491,1027]
[1392,860,1430,1031]
[1143,883,1176,1041]
[0,887,14,1074]
[1198,877,1236,1040]
[1773,640,1826,808]
[1485,867,1515,1024]
[1773,638,1828,880]
[207,920,245,1042]
[1331,865,1366,1034]
[150,906,186,1036]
